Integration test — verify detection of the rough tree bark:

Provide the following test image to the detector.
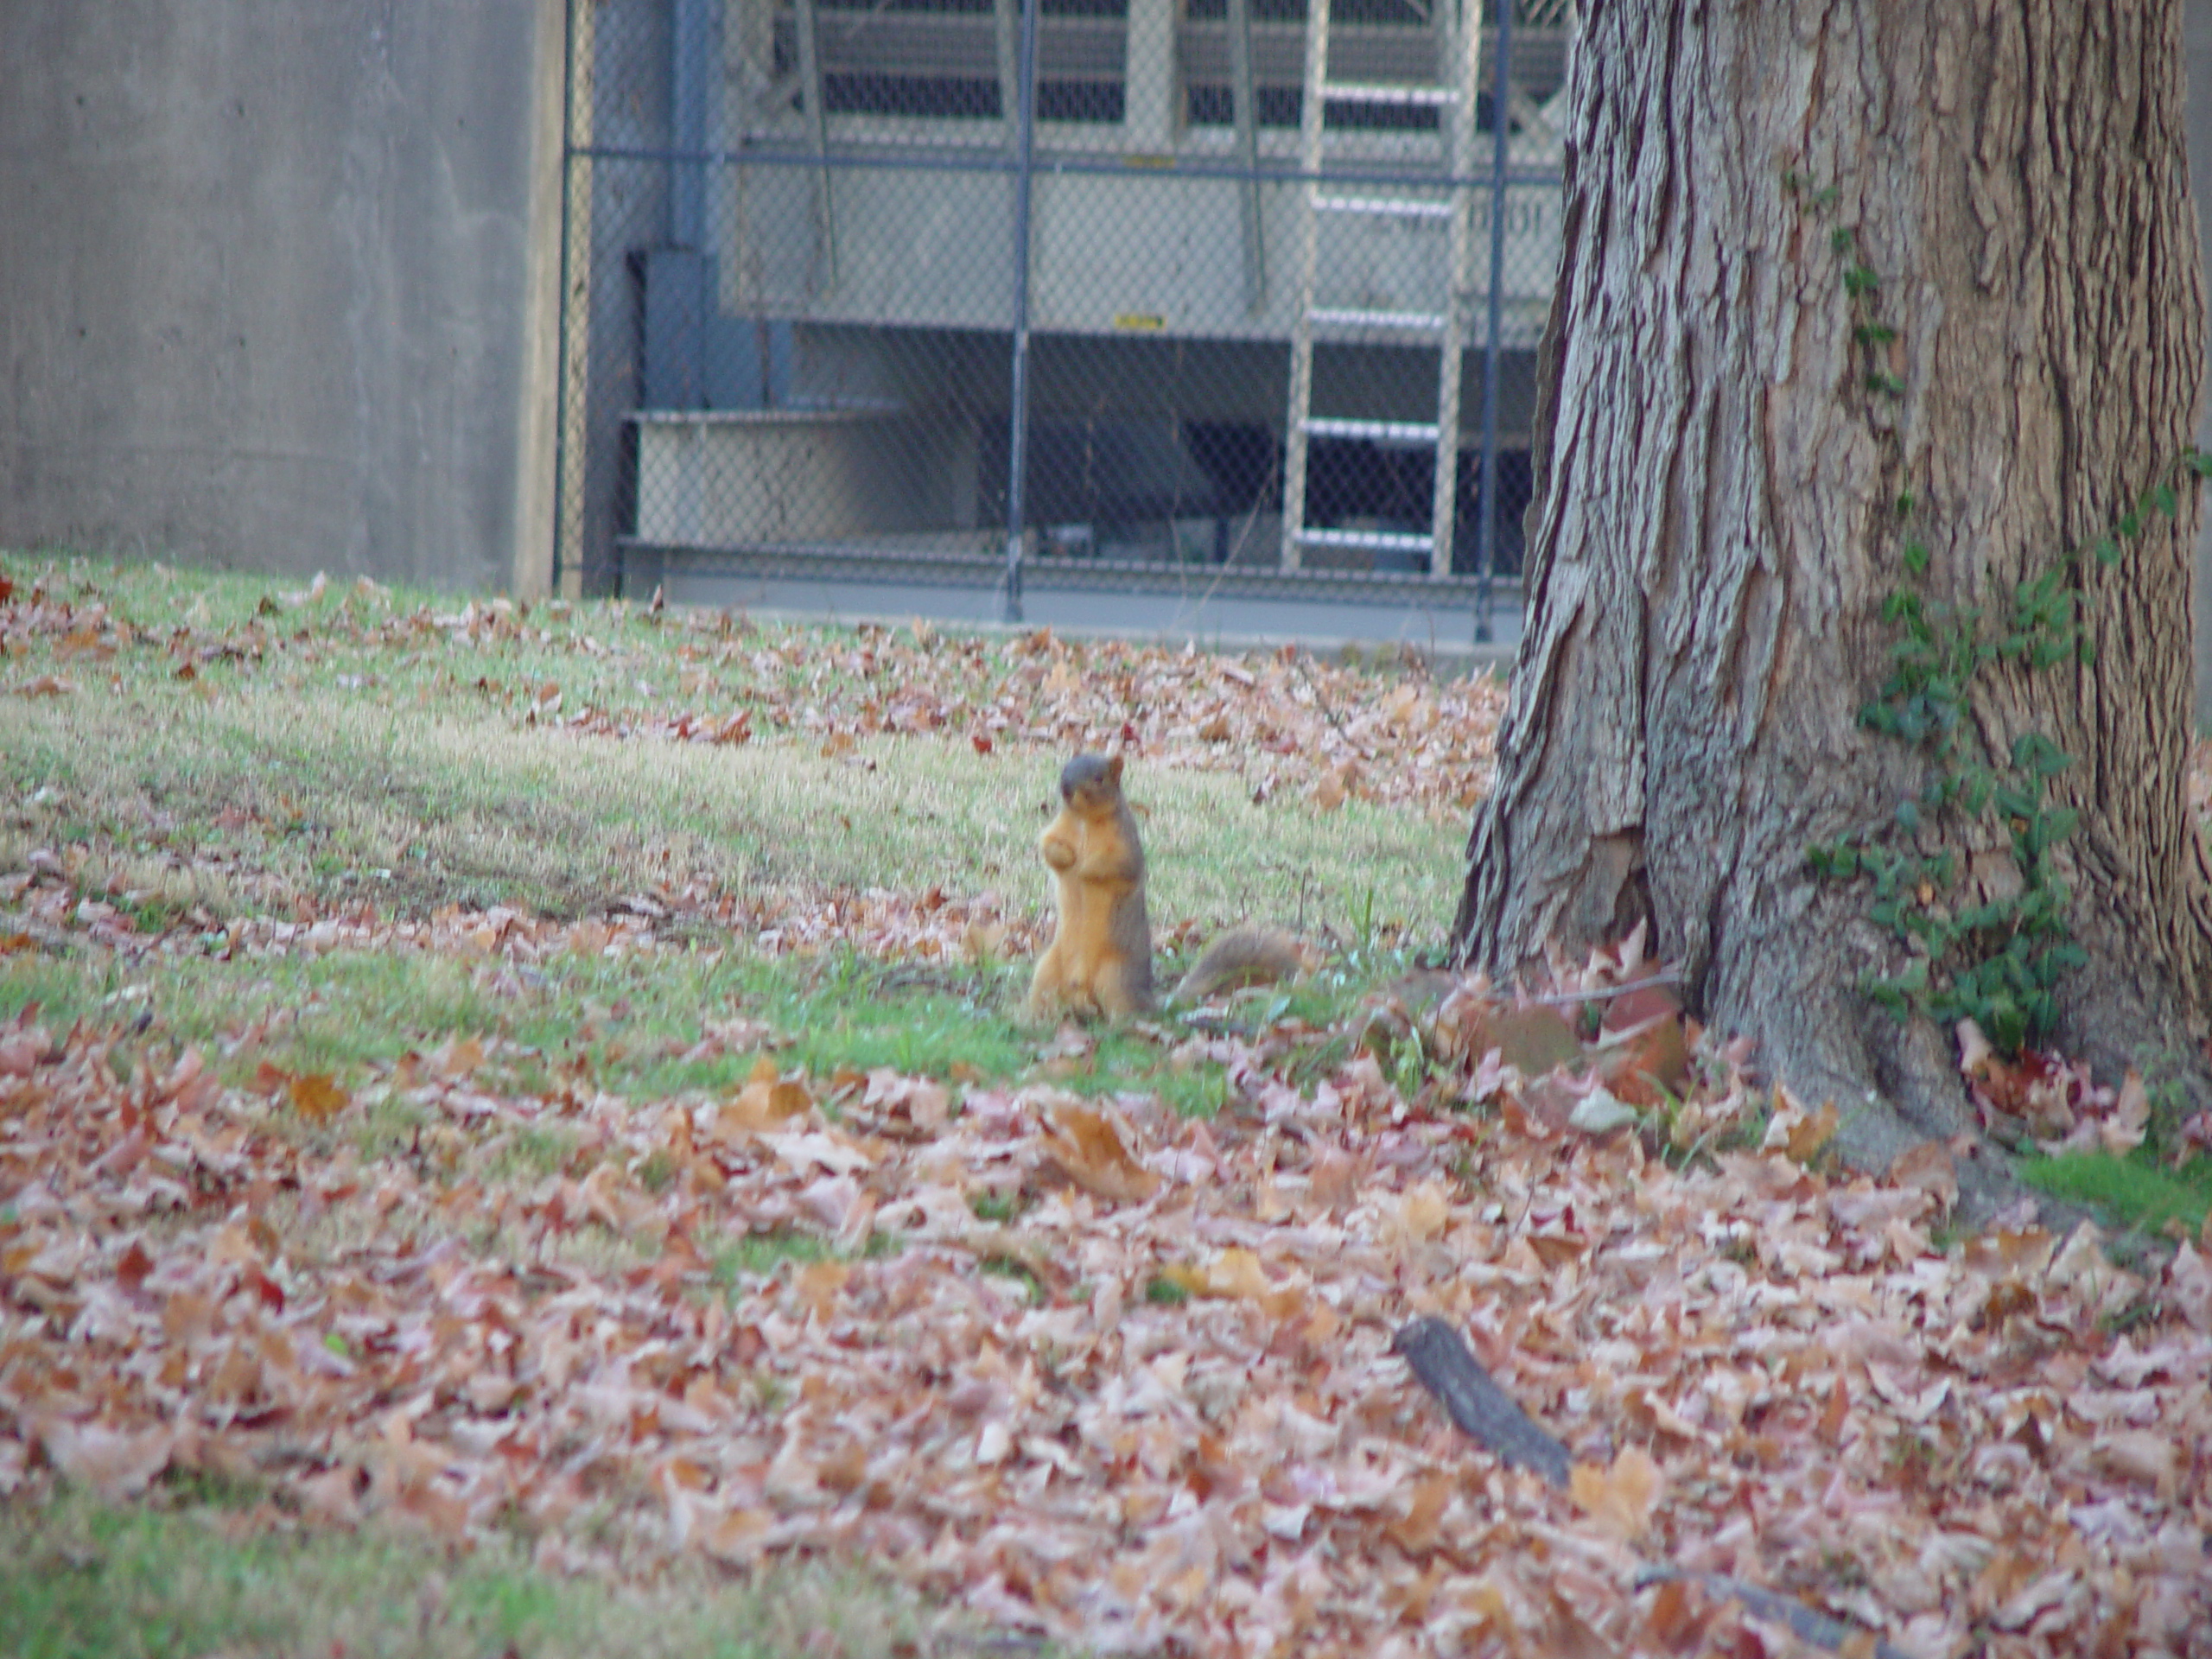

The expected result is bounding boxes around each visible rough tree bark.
[1453,0,2212,1204]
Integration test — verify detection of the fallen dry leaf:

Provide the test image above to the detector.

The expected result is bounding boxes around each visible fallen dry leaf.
[1039,1101,1160,1203]
[286,1071,348,1122]
[1571,1445,1663,1541]
[1161,1247,1304,1319]
[715,1056,813,1136]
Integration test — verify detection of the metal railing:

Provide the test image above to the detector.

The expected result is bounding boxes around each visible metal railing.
[553,0,1573,634]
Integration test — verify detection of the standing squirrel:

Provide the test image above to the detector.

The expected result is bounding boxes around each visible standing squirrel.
[1028,753,1154,1018]
[1026,753,1310,1019]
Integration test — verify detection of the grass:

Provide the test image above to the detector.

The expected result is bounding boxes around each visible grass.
[0,936,1383,1109]
[9,550,2212,1651]
[0,555,1457,931]
[0,1490,956,1659]
[0,943,1038,1103]
[1,680,1447,931]
[2018,1147,2212,1237]
[0,551,1466,1656]
[1,551,1461,1108]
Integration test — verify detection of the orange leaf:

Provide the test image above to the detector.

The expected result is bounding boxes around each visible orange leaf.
[1041,1103,1161,1204]
[1570,1445,1662,1540]
[1477,1005,1586,1077]
[286,1072,348,1122]
[695,1504,773,1565]
[1163,1248,1303,1318]
[1382,1474,1454,1554]
[431,1035,484,1078]
[1786,1099,1840,1162]
[1816,1376,1850,1445]
[795,1259,850,1320]
[113,1240,155,1292]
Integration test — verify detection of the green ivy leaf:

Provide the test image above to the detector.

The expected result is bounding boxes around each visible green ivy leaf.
[2011,732,2072,778]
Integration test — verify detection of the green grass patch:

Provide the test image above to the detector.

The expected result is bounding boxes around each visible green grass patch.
[0,1491,944,1659]
[0,945,1033,1104]
[0,931,1427,1118]
[2,551,1460,937]
[708,1229,904,1302]
[3,550,1464,1144]
[2017,1148,2212,1236]
[976,1255,1046,1304]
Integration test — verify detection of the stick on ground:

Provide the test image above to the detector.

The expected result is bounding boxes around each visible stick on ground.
[1393,1317,1911,1659]
[1390,1315,1571,1488]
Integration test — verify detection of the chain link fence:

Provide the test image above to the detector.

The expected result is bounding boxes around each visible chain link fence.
[554,0,1573,631]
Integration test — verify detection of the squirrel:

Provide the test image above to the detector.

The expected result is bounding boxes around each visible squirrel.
[1028,753,1154,1018]
[1026,753,1311,1019]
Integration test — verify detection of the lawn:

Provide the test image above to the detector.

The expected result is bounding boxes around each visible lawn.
[3,551,2209,1658]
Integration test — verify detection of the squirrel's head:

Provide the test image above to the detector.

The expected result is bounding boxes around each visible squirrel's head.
[1058,752,1124,810]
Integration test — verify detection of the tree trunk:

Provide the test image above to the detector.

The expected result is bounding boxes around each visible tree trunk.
[1454,0,2212,1204]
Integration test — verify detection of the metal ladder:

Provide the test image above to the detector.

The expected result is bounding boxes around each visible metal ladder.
[1281,0,1484,575]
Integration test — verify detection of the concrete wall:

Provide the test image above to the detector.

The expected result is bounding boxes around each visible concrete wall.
[0,1,563,594]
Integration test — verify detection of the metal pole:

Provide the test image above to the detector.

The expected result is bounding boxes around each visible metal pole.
[671,0,709,247]
[1226,0,1264,312]
[1475,0,1511,644]
[550,0,579,596]
[793,0,838,289]
[1003,0,1040,624]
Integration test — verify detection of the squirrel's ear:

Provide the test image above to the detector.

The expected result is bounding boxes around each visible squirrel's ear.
[1106,753,1124,783]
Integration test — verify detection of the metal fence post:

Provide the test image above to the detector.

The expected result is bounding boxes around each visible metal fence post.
[550,0,579,597]
[671,0,709,247]
[1002,0,1040,626]
[1475,0,1512,644]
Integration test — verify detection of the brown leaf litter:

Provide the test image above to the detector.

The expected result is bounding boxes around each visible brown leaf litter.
[2,972,2209,1657]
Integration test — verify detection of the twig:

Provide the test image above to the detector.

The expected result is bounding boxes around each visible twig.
[1287,650,1361,745]
[1514,969,1683,1007]
[1390,1317,1571,1487]
[1632,1567,1912,1659]
[1395,1319,1911,1659]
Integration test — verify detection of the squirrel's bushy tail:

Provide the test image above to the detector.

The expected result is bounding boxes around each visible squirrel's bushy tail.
[1173,927,1312,1002]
